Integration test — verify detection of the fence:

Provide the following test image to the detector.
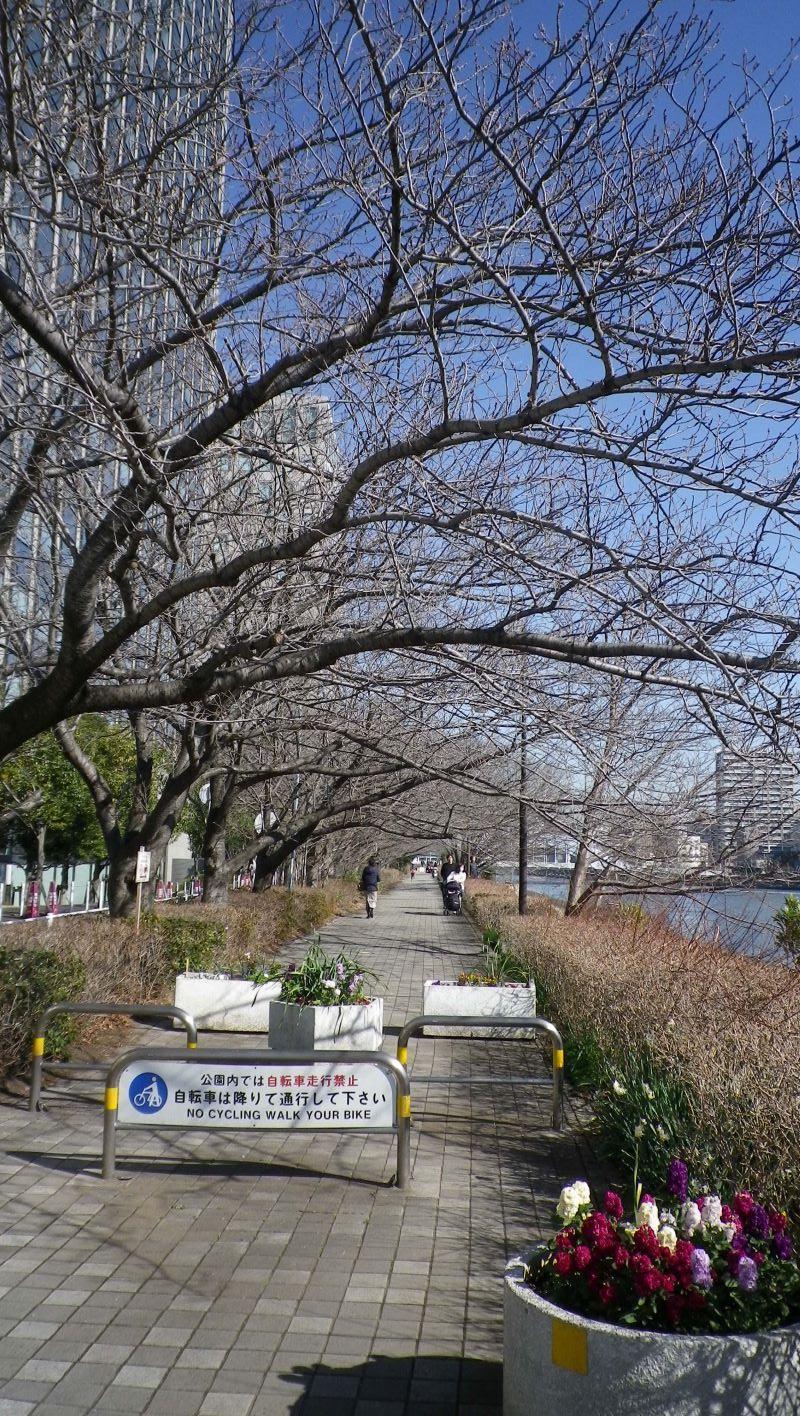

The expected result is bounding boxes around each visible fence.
[29,1003,198,1111]
[395,1013,564,1131]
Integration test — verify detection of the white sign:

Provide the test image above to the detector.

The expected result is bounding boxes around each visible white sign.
[116,1060,396,1130]
[135,849,151,883]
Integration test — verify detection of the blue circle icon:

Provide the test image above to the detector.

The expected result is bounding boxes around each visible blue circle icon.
[129,1072,167,1113]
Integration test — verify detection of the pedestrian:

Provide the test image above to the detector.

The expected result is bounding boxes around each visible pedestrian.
[439,853,455,905]
[360,856,380,919]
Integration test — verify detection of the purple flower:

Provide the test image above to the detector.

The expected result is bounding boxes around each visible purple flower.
[737,1256,758,1293]
[336,962,346,979]
[666,1160,689,1204]
[774,1232,794,1261]
[690,1248,714,1289]
[748,1204,770,1240]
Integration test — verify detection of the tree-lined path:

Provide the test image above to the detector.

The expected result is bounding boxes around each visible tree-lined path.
[0,879,599,1414]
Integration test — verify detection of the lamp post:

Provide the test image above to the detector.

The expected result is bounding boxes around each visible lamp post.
[518,715,528,916]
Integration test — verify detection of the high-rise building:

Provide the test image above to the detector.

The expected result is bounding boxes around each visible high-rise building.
[715,749,798,860]
[1,0,232,689]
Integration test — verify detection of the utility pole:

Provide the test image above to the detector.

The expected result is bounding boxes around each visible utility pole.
[518,715,528,916]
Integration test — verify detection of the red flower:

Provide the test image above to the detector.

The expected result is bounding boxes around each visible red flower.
[630,1253,653,1275]
[674,1240,695,1265]
[554,1251,573,1276]
[733,1192,754,1220]
[634,1226,660,1258]
[599,1282,617,1305]
[555,1230,574,1250]
[573,1245,592,1272]
[660,1273,677,1294]
[604,1191,624,1219]
[768,1209,789,1234]
[665,1295,686,1326]
[613,1245,629,1269]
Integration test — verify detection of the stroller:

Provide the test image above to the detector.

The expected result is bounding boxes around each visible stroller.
[443,877,463,915]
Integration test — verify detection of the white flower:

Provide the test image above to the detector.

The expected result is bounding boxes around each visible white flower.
[701,1195,723,1229]
[556,1185,583,1222]
[572,1181,591,1206]
[721,1223,737,1243]
[658,1225,678,1252]
[680,1201,702,1236]
[643,1083,655,1101]
[634,1120,646,1140]
[666,1018,676,1031]
[656,1125,669,1143]
[612,1079,627,1096]
[636,1201,660,1232]
[660,1209,677,1227]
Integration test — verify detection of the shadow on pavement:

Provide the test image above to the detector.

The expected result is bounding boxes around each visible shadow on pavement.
[7,1148,392,1187]
[284,1352,503,1415]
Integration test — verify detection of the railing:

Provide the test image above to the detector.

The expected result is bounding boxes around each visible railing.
[101,1046,411,1187]
[395,1013,564,1131]
[29,1003,198,1111]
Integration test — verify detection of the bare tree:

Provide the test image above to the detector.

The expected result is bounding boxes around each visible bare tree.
[3,0,800,777]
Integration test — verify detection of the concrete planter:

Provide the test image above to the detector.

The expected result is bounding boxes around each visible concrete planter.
[423,979,536,1037]
[174,972,280,1032]
[268,998,384,1051]
[504,1251,800,1416]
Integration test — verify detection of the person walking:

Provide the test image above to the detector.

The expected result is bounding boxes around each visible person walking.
[360,856,380,918]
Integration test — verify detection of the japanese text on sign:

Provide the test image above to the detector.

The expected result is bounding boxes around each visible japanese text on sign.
[116,1060,396,1129]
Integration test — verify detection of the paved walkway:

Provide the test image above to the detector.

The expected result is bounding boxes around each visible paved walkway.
[0,877,601,1415]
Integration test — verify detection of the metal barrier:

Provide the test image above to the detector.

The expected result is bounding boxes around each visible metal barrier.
[29,1003,198,1112]
[396,1014,564,1131]
[102,1046,411,1187]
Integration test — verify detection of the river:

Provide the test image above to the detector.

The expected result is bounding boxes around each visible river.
[493,869,794,961]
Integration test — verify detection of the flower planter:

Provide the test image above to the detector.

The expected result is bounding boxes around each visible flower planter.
[422,979,536,1037]
[504,1251,800,1416]
[268,998,384,1051]
[174,972,280,1032]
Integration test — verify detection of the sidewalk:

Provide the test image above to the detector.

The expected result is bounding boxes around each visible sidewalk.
[0,876,602,1415]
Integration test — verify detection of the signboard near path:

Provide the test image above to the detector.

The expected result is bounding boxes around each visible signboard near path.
[116,1059,396,1129]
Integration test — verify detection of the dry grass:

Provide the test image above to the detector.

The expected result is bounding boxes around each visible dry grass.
[468,880,800,1211]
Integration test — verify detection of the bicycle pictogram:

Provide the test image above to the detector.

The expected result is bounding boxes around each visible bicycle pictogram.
[128,1071,167,1114]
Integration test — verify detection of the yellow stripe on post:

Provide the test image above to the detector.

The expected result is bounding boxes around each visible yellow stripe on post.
[551,1317,587,1374]
[104,1087,119,1112]
[397,1045,408,1067]
[554,1048,564,1070]
[31,1036,45,1058]
[187,1041,197,1049]
[398,1094,411,1119]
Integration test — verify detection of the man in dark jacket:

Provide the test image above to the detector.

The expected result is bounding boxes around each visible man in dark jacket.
[360,857,380,918]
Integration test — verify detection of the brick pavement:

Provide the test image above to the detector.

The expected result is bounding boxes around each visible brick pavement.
[0,875,602,1415]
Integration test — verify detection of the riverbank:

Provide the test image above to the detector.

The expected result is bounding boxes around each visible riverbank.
[494,868,794,961]
[467,880,800,1214]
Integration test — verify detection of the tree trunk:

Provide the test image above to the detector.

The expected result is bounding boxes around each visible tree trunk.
[107,849,138,918]
[304,841,317,887]
[518,717,528,916]
[565,839,597,916]
[203,816,229,902]
[252,847,276,892]
[36,823,46,876]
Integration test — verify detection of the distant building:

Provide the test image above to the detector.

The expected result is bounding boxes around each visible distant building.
[715,749,798,861]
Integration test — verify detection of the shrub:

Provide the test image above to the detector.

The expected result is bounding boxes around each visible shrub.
[774,894,800,963]
[466,880,800,1212]
[150,916,225,976]
[0,945,86,1076]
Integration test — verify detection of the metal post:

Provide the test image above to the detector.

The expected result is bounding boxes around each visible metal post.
[102,1082,118,1179]
[519,714,528,916]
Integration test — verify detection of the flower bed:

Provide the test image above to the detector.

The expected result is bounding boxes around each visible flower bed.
[503,1165,800,1415]
[267,941,383,1051]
